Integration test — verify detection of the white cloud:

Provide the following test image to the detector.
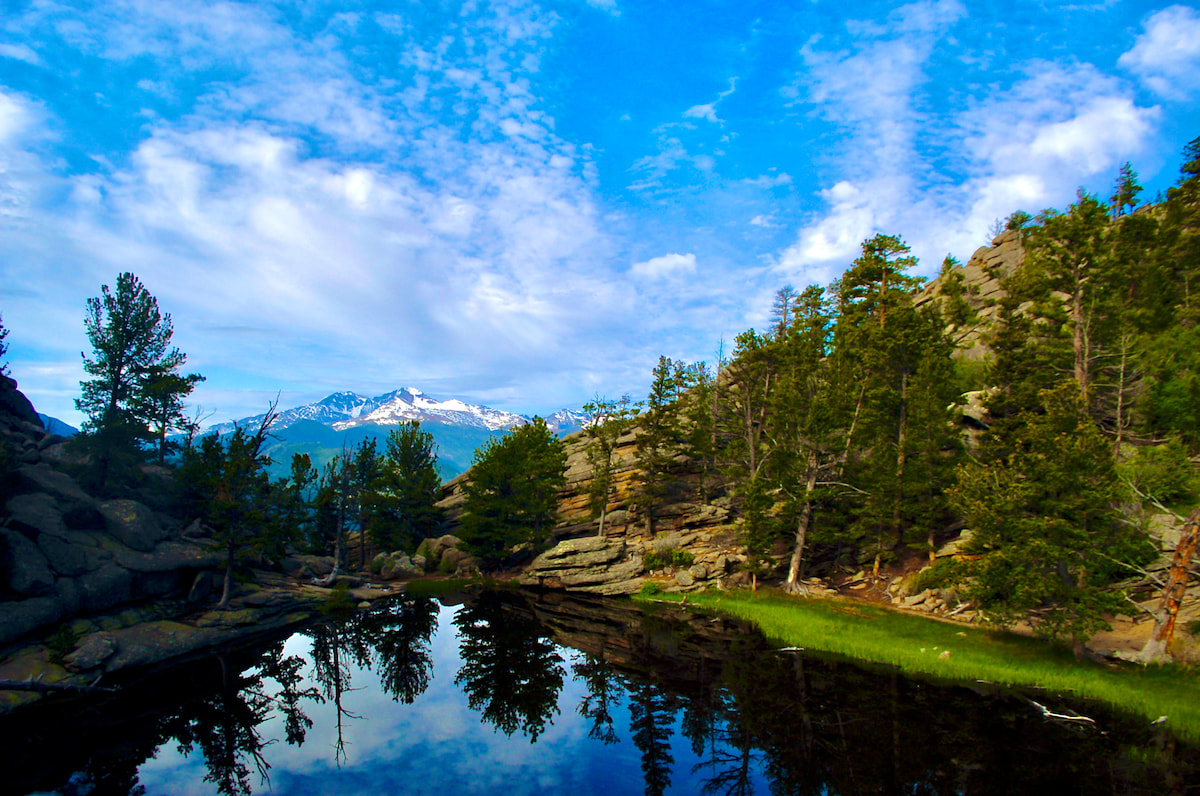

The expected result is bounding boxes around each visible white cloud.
[0,0,648,424]
[631,252,697,279]
[585,0,620,14]
[0,89,35,143]
[743,173,792,188]
[954,62,1160,243]
[1118,5,1200,99]
[0,43,42,66]
[681,77,736,125]
[775,12,1161,286]
[683,102,720,123]
[749,214,775,227]
[0,88,50,221]
[776,180,884,284]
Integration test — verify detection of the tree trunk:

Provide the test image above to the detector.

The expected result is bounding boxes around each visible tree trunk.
[1113,331,1133,455]
[892,372,909,547]
[836,385,866,480]
[1139,508,1200,662]
[218,540,234,609]
[1072,261,1089,397]
[319,487,347,587]
[598,504,608,539]
[785,450,820,590]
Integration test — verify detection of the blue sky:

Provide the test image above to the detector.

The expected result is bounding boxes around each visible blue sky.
[1,0,1198,427]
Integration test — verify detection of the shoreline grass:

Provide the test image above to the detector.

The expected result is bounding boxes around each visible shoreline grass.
[644,588,1200,742]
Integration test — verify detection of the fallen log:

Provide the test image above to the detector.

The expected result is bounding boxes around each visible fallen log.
[0,676,118,695]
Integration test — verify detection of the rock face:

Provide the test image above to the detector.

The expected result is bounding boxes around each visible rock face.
[437,425,747,594]
[521,536,644,595]
[0,378,223,646]
[914,229,1024,362]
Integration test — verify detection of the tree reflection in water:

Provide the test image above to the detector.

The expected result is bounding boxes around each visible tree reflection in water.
[572,641,624,745]
[305,596,441,762]
[453,590,565,741]
[165,640,319,796]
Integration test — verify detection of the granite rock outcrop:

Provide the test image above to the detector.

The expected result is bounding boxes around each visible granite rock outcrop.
[0,376,223,647]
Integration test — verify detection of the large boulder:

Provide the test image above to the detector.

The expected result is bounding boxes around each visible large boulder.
[35,533,97,577]
[0,376,42,428]
[100,499,170,552]
[0,528,55,596]
[78,563,135,613]
[11,465,100,527]
[112,541,223,573]
[523,536,643,594]
[5,492,70,540]
[0,596,64,646]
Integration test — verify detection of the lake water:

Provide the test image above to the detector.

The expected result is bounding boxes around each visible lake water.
[5,589,1198,795]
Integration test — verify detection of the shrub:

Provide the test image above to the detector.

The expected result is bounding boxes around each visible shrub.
[321,581,355,615]
[1118,438,1198,505]
[644,547,694,571]
[909,557,963,593]
[639,581,661,596]
[47,624,80,665]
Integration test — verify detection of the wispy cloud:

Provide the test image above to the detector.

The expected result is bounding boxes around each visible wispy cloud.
[0,43,41,66]
[0,0,637,422]
[683,77,737,124]
[743,172,791,188]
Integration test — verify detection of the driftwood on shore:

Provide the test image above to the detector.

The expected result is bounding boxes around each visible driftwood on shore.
[1139,507,1200,663]
[0,676,118,695]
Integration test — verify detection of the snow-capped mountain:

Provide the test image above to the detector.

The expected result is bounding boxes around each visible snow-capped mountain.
[210,387,582,436]
[332,388,527,432]
[208,391,377,436]
[543,408,589,435]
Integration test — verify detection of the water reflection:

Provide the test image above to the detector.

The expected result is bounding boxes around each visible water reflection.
[453,591,564,741]
[3,590,1198,796]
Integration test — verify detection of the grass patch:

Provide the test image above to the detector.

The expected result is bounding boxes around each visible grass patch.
[645,588,1200,741]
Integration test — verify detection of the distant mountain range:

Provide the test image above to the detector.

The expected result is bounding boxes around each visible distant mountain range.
[208,387,588,480]
[38,414,78,437]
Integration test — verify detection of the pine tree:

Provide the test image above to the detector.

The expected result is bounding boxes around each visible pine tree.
[179,404,279,609]
[634,356,686,536]
[1110,161,1143,218]
[77,273,201,489]
[582,394,636,538]
[950,385,1152,646]
[1023,193,1116,401]
[461,418,566,567]
[367,422,443,552]
[140,367,206,464]
[0,312,9,376]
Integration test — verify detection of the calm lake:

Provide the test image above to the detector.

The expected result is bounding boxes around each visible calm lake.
[5,589,1198,795]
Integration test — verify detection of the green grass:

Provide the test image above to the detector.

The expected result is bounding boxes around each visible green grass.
[646,588,1200,741]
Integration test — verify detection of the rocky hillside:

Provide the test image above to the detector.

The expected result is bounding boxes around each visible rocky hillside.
[0,375,227,649]
[433,233,1033,599]
[435,229,1200,650]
